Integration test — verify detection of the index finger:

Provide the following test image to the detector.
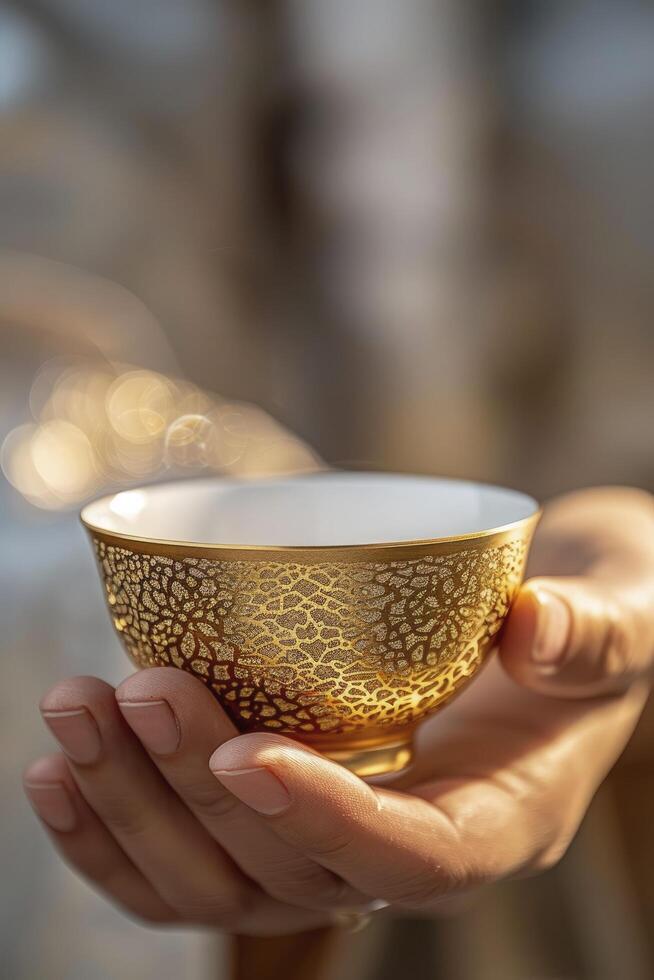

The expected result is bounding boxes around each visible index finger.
[208,686,646,909]
[116,667,370,911]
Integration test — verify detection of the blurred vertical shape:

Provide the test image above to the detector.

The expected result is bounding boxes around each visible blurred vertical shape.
[281,0,501,474]
[0,5,51,107]
[497,0,654,495]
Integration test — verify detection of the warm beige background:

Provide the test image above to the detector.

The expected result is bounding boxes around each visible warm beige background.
[1,2,653,978]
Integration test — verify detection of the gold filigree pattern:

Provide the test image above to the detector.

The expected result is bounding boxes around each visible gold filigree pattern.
[93,536,528,741]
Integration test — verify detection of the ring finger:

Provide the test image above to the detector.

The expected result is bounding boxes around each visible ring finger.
[24,750,328,935]
[39,675,255,928]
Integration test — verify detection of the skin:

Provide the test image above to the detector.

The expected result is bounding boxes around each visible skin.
[24,487,654,936]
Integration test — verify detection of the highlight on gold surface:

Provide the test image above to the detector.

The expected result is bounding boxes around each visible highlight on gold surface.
[1,357,320,510]
[89,519,536,776]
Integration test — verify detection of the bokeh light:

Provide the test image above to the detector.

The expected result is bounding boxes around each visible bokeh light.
[1,357,321,510]
[30,419,97,500]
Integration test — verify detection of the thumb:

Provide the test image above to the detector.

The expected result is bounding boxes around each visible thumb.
[499,576,654,697]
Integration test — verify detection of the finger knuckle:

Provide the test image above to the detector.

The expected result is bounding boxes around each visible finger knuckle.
[258,855,345,906]
[386,868,463,910]
[601,604,633,678]
[181,781,241,821]
[132,905,176,928]
[89,857,127,891]
[304,830,356,864]
[173,889,249,927]
[98,797,152,839]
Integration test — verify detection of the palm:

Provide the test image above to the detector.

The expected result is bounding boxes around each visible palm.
[395,654,577,791]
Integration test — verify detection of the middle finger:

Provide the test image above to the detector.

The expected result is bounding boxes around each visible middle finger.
[116,667,370,911]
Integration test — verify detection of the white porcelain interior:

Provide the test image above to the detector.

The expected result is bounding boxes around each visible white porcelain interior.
[82,473,538,548]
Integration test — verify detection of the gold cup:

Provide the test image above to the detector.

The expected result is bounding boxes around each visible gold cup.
[81,473,539,777]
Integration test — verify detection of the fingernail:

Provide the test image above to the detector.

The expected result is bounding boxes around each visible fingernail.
[117,700,180,756]
[24,781,77,832]
[532,588,571,666]
[210,765,291,815]
[41,708,102,765]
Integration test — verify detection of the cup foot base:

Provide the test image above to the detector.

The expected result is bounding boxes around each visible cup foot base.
[322,739,413,777]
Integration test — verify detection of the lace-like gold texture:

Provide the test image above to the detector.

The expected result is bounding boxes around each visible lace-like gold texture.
[93,536,529,741]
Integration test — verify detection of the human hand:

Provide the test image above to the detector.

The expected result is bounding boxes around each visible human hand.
[24,487,654,933]
[24,669,375,936]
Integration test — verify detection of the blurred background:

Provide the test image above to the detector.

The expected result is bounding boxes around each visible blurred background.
[1,1,653,978]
